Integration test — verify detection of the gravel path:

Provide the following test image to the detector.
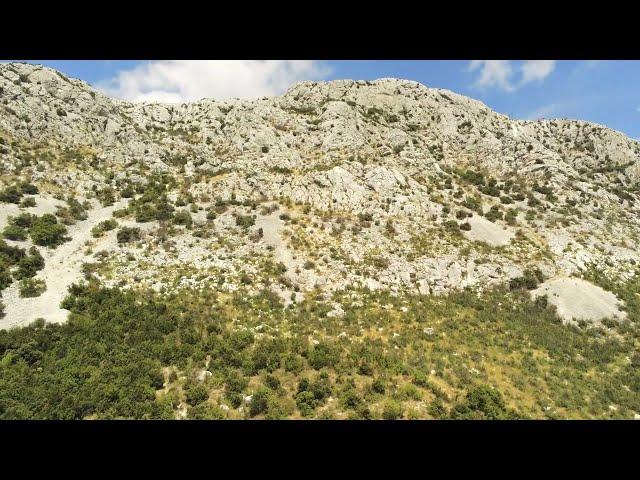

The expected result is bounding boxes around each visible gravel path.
[0,199,128,330]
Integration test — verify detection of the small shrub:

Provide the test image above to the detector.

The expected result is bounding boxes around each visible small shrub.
[509,268,544,291]
[249,388,271,417]
[308,342,339,370]
[20,197,36,208]
[3,224,27,241]
[485,205,503,222]
[173,210,193,229]
[381,401,403,420]
[15,247,44,279]
[117,226,141,244]
[29,214,68,247]
[451,385,516,420]
[185,384,209,407]
[91,219,118,238]
[235,214,255,228]
[19,278,46,298]
[0,185,23,204]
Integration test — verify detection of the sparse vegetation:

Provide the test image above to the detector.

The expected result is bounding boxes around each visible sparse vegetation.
[18,277,46,298]
[117,226,141,244]
[91,219,118,238]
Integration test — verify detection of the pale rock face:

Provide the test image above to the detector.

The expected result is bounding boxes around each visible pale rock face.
[463,215,514,247]
[1,62,640,327]
[532,278,627,325]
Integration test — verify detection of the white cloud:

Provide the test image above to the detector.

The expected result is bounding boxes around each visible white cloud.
[637,106,640,112]
[519,60,556,86]
[97,60,331,103]
[468,60,555,91]
[468,60,515,91]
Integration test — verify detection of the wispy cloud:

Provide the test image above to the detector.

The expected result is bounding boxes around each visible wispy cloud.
[468,60,556,92]
[468,60,515,91]
[519,60,555,86]
[97,60,332,103]
[525,102,563,120]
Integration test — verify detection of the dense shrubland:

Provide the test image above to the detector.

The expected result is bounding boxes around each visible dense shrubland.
[1,276,638,420]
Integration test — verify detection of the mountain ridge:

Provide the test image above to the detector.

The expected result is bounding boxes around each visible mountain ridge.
[1,61,639,329]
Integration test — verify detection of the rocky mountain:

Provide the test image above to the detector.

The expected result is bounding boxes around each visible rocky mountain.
[1,62,640,329]
[2,62,640,420]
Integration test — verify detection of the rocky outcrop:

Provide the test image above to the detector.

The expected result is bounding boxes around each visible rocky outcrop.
[1,62,639,326]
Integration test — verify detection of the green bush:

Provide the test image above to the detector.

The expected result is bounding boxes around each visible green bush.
[371,378,386,394]
[120,186,135,198]
[225,369,249,394]
[264,374,281,390]
[155,200,174,221]
[19,182,38,195]
[381,401,403,420]
[185,384,209,407]
[283,353,304,373]
[20,197,36,208]
[428,399,448,419]
[0,240,25,265]
[3,224,27,241]
[451,385,515,420]
[235,214,255,228]
[173,210,193,229]
[505,208,518,225]
[91,219,118,238]
[340,383,362,410]
[249,388,271,417]
[308,342,339,370]
[0,264,13,291]
[97,187,116,207]
[18,278,46,298]
[65,197,89,221]
[135,203,157,222]
[509,268,544,291]
[117,227,141,244]
[295,390,316,417]
[0,185,23,204]
[15,247,45,279]
[29,214,68,247]
[443,220,461,234]
[485,205,503,222]
[10,213,35,228]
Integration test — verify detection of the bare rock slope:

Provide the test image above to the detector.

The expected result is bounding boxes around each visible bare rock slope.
[1,62,639,327]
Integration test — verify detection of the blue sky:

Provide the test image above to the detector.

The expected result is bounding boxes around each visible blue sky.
[14,60,640,139]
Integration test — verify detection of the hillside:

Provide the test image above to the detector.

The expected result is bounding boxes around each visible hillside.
[0,62,639,420]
